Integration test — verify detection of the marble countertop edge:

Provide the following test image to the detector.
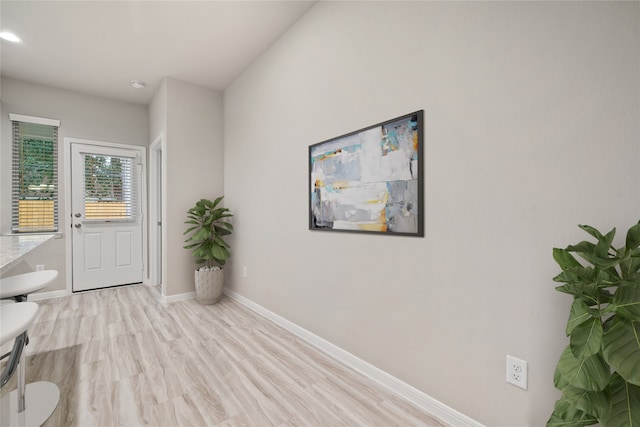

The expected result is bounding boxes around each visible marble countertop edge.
[0,235,56,275]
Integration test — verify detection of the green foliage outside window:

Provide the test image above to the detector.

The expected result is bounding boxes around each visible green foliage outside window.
[84,155,124,201]
[19,137,55,199]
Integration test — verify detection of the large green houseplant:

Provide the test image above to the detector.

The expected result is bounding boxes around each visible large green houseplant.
[548,222,640,426]
[183,196,233,304]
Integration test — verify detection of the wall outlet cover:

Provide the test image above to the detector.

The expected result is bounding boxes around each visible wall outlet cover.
[506,355,528,390]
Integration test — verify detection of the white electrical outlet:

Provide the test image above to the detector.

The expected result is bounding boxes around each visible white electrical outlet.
[243,266,248,278]
[506,355,528,390]
[36,264,44,272]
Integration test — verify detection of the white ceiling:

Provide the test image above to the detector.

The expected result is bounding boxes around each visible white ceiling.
[0,1,316,105]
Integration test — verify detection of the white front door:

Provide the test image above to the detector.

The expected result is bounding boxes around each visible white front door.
[71,142,144,292]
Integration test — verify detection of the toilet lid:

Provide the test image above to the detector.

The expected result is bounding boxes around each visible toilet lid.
[0,302,39,346]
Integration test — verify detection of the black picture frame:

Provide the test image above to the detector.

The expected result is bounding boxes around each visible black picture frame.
[309,110,424,237]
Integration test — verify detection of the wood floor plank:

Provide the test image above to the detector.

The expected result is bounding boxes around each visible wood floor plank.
[65,370,112,426]
[1,285,449,426]
[237,355,327,426]
[381,395,449,427]
[249,328,327,387]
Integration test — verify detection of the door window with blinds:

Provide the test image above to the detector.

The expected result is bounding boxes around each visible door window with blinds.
[11,115,60,233]
[82,153,138,221]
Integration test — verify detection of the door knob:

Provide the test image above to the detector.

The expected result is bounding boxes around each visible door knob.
[74,223,82,228]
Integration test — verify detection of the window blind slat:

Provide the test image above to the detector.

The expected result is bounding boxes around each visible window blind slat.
[11,120,59,233]
[83,154,138,220]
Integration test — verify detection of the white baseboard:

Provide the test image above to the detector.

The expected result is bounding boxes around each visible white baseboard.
[28,289,68,301]
[223,288,484,427]
[160,291,196,304]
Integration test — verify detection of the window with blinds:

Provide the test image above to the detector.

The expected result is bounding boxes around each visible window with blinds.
[83,154,138,221]
[11,117,59,233]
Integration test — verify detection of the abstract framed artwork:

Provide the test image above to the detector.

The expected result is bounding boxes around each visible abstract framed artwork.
[309,110,424,237]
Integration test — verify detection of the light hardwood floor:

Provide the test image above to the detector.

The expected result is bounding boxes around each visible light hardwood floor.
[2,285,448,426]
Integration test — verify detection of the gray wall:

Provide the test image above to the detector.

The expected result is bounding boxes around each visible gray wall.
[1,77,148,290]
[223,2,640,425]
[150,78,224,297]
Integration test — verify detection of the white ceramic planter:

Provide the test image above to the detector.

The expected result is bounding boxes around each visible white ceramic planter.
[194,269,224,304]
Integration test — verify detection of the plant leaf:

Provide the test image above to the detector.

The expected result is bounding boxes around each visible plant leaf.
[626,222,640,252]
[215,228,232,237]
[193,245,207,259]
[567,241,597,266]
[210,210,231,221]
[555,361,570,390]
[561,384,611,421]
[600,373,640,427]
[547,399,598,427]
[554,267,601,306]
[620,251,640,281]
[556,345,611,391]
[593,228,616,260]
[184,197,232,265]
[579,224,606,241]
[183,226,198,236]
[602,317,640,386]
[592,257,621,270]
[567,299,594,336]
[554,265,596,285]
[570,317,603,359]
[192,228,210,242]
[612,284,640,321]
[554,248,583,271]
[209,243,227,261]
[211,196,223,210]
[213,236,230,249]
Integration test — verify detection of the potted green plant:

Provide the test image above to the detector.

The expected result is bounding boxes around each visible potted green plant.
[183,196,233,304]
[548,221,640,426]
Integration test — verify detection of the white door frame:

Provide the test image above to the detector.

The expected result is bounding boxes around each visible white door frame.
[149,133,167,296]
[64,137,147,294]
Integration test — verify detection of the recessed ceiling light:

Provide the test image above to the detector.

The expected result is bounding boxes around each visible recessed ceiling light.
[0,32,21,43]
[130,80,146,89]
